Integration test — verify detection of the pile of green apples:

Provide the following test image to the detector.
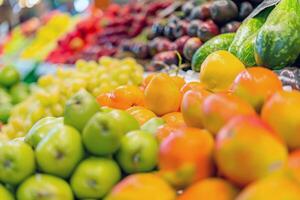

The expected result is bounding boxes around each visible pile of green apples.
[0,66,30,123]
[0,89,161,200]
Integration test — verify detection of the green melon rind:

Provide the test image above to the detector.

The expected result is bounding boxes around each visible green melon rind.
[191,33,236,72]
[255,0,300,69]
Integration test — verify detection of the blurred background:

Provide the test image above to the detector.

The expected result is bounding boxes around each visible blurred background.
[0,0,132,28]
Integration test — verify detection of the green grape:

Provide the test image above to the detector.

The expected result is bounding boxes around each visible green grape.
[2,57,144,139]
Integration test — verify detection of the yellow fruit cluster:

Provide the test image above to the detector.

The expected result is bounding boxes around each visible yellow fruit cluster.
[21,13,74,60]
[1,57,144,139]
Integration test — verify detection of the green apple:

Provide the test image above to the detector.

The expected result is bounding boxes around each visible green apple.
[35,125,84,178]
[0,184,14,200]
[25,117,63,149]
[0,88,12,103]
[0,88,13,123]
[0,140,35,185]
[141,117,165,135]
[0,66,20,88]
[83,112,122,156]
[64,89,100,132]
[116,130,159,174]
[17,174,74,200]
[100,106,113,113]
[107,109,140,134]
[9,83,30,104]
[0,103,13,123]
[70,157,121,199]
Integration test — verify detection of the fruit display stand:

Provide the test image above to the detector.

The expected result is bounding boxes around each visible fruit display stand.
[1,0,300,199]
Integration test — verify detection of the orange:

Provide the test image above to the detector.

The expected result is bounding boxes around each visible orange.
[180,81,205,95]
[159,127,214,189]
[144,73,181,116]
[181,89,211,128]
[231,67,282,112]
[215,115,288,186]
[105,173,176,200]
[236,173,300,200]
[162,112,185,127]
[177,178,239,200]
[142,73,155,88]
[200,50,245,93]
[170,76,186,90]
[156,124,182,144]
[126,106,156,125]
[97,85,145,110]
[261,90,300,149]
[202,92,256,134]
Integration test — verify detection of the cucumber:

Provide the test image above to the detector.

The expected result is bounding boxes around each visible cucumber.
[191,33,235,72]
[229,8,272,56]
[237,34,257,67]
[255,0,300,69]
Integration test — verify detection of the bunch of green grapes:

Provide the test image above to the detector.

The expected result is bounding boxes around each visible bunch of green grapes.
[1,57,144,139]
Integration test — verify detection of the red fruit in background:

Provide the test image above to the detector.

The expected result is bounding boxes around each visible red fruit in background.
[70,37,84,51]
[183,37,203,61]
[197,20,219,42]
[156,39,177,53]
[172,21,189,39]
[175,36,190,55]
[221,21,241,33]
[189,3,212,20]
[153,51,179,68]
[148,37,170,56]
[159,127,214,189]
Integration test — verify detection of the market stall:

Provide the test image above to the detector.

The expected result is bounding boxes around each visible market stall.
[0,0,300,199]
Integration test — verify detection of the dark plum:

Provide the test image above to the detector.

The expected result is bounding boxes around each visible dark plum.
[168,14,181,24]
[154,37,177,53]
[197,20,219,42]
[210,0,238,24]
[183,37,203,61]
[175,36,190,55]
[189,3,212,20]
[132,44,150,59]
[164,23,177,40]
[173,21,189,38]
[182,1,195,17]
[153,51,179,67]
[151,21,166,37]
[249,0,264,4]
[221,21,241,33]
[239,2,254,20]
[187,20,203,37]
[148,37,170,56]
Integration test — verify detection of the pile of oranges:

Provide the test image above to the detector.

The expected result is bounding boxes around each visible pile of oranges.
[96,50,300,200]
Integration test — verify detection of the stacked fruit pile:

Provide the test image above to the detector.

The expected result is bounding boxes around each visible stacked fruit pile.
[192,0,300,71]
[122,0,262,68]
[0,66,30,124]
[20,12,74,61]
[1,57,143,139]
[46,2,171,64]
[1,48,300,199]
[1,18,41,58]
